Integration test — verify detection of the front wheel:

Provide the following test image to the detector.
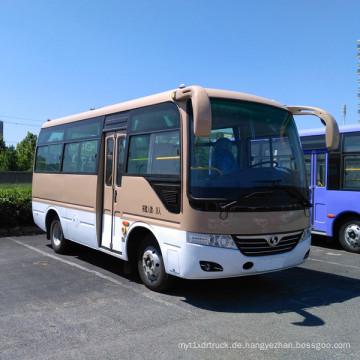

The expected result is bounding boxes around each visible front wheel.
[339,219,360,253]
[50,217,69,254]
[137,235,174,292]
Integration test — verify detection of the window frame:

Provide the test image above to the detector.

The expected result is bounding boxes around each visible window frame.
[34,143,63,173]
[127,129,181,176]
[34,116,103,174]
[125,102,181,178]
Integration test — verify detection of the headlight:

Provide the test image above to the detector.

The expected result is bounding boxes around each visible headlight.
[299,227,311,242]
[187,232,237,250]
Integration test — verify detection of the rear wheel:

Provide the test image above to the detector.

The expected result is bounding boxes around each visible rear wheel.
[339,219,360,253]
[50,217,69,254]
[137,235,174,292]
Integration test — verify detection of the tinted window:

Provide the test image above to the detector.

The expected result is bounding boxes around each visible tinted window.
[63,140,98,173]
[300,135,326,151]
[189,99,307,201]
[127,134,150,174]
[116,137,127,186]
[130,103,180,133]
[65,118,102,140]
[35,117,103,173]
[35,144,62,172]
[127,131,180,175]
[38,126,65,144]
[343,154,360,189]
[151,131,180,175]
[304,153,311,187]
[106,139,114,186]
[343,133,360,153]
[327,152,340,190]
[316,153,326,187]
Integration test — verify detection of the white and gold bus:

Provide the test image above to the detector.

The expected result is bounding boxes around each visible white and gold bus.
[32,85,339,291]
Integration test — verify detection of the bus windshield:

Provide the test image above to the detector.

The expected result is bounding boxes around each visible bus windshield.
[189,99,307,209]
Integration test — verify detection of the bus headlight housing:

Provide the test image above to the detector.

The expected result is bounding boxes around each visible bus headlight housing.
[187,232,237,250]
[299,227,311,243]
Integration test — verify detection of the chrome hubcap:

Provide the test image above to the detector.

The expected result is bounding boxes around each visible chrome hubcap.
[344,224,360,248]
[52,222,62,247]
[142,247,161,282]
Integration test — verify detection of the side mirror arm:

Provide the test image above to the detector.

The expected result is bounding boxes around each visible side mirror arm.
[172,86,212,137]
[287,106,339,150]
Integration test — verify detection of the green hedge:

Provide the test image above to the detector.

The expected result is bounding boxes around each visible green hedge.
[0,187,33,228]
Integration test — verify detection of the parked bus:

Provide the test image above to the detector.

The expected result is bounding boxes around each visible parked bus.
[299,124,360,253]
[32,86,339,291]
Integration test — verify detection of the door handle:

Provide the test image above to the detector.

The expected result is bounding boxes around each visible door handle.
[114,189,118,203]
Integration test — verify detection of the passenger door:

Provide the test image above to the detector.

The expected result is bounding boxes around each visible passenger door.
[102,132,126,253]
[304,151,328,233]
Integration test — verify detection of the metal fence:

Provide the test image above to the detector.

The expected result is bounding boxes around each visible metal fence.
[0,171,32,184]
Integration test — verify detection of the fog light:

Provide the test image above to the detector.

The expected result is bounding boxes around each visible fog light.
[243,262,254,270]
[199,261,223,272]
[303,249,310,259]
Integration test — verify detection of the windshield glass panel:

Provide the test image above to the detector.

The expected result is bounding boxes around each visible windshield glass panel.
[189,99,307,207]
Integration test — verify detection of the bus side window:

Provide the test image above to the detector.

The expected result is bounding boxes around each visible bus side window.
[316,153,326,187]
[304,153,311,187]
[116,137,126,186]
[343,154,360,189]
[127,131,180,175]
[343,133,360,190]
[151,131,180,175]
[127,134,150,174]
[106,139,114,186]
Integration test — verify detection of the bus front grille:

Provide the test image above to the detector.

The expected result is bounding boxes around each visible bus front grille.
[233,231,302,257]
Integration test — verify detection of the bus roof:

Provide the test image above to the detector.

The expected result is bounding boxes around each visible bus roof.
[299,123,360,137]
[41,86,287,129]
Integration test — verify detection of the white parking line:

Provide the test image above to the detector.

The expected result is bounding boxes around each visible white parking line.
[9,237,192,313]
[309,257,360,270]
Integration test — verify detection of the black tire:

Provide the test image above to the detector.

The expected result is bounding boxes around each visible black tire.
[339,219,360,253]
[137,235,174,292]
[50,218,69,254]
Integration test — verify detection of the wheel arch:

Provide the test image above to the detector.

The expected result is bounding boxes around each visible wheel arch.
[125,224,159,268]
[333,211,360,241]
[45,208,61,240]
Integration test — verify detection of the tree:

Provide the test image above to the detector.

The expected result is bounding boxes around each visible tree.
[0,145,17,171]
[16,132,37,171]
[0,132,37,171]
[0,135,6,153]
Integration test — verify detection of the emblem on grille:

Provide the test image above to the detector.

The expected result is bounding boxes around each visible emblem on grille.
[267,235,280,247]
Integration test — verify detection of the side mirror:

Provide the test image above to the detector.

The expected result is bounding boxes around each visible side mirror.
[287,106,340,150]
[172,86,212,137]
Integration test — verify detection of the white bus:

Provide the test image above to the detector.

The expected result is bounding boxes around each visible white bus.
[32,85,339,291]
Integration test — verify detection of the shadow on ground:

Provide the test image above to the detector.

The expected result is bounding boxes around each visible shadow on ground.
[51,239,360,328]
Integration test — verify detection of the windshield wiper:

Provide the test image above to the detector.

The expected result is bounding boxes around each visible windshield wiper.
[255,179,312,208]
[220,183,311,215]
[220,189,274,212]
[219,189,275,220]
[219,183,311,220]
[277,185,312,208]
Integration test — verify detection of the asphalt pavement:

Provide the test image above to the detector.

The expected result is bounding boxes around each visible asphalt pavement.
[0,234,359,360]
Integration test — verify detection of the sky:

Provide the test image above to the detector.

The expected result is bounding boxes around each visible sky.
[0,0,359,146]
